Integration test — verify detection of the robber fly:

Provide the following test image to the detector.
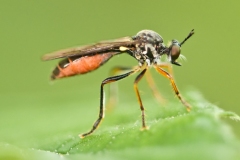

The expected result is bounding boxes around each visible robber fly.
[42,29,194,138]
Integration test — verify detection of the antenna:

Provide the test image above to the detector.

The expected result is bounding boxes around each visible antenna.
[179,29,194,46]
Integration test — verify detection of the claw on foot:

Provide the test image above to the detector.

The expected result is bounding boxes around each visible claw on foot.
[141,126,149,131]
[79,134,85,139]
[186,106,191,112]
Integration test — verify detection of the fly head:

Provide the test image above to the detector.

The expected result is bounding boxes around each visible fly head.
[165,29,194,66]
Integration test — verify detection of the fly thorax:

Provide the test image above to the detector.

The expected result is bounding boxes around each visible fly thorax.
[132,30,165,66]
[134,43,160,66]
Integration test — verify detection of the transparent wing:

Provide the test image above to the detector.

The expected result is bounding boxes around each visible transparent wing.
[42,36,136,61]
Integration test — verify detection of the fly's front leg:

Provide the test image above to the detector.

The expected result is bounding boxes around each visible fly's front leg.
[80,69,138,138]
[154,64,191,111]
[158,62,174,78]
[134,68,149,130]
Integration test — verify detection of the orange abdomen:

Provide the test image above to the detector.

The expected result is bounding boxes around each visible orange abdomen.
[51,52,117,80]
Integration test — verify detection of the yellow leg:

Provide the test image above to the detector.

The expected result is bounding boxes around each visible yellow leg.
[154,64,191,111]
[133,65,150,130]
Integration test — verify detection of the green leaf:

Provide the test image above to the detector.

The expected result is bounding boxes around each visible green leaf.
[1,90,240,160]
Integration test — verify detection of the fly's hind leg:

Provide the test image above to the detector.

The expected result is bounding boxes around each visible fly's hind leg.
[79,68,139,138]
[107,66,136,110]
[107,66,166,109]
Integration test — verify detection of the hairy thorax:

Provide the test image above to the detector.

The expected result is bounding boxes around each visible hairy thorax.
[132,30,166,66]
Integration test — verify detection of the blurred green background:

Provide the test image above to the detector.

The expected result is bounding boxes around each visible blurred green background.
[0,0,240,158]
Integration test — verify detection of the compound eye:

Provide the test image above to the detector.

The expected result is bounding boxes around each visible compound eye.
[169,40,181,66]
[170,44,181,61]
